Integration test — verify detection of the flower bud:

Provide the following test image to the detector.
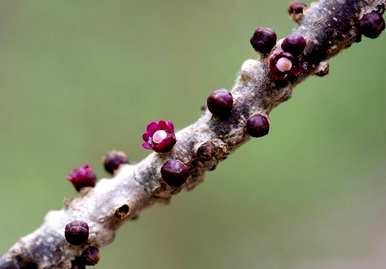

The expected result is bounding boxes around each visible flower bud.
[161,160,189,187]
[360,11,385,39]
[281,34,306,56]
[207,89,233,117]
[67,165,97,192]
[246,114,270,138]
[103,150,128,174]
[64,221,89,246]
[250,27,277,54]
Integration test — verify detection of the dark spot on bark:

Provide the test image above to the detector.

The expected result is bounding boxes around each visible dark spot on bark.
[115,204,130,220]
[14,256,37,269]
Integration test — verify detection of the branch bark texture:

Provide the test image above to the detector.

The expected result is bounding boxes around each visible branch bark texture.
[1,0,385,268]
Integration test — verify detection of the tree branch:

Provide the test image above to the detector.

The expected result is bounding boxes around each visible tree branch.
[1,0,385,268]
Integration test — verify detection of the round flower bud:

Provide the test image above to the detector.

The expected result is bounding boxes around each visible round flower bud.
[360,11,385,39]
[288,1,307,22]
[281,34,306,56]
[103,150,128,174]
[288,1,305,15]
[67,164,97,192]
[81,246,100,266]
[207,89,233,117]
[246,114,270,138]
[64,221,89,246]
[250,27,277,54]
[161,160,189,187]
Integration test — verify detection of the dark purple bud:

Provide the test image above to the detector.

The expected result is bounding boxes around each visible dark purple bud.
[250,27,277,54]
[281,34,306,56]
[161,160,189,187]
[142,120,176,153]
[246,114,270,138]
[207,89,233,117]
[65,221,89,246]
[81,246,100,266]
[67,164,97,192]
[71,259,85,269]
[268,51,297,81]
[103,150,128,175]
[360,11,385,39]
[196,141,215,162]
[288,0,305,15]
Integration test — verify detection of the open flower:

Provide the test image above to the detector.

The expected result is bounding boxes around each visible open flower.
[268,49,306,81]
[268,51,297,81]
[142,120,176,153]
[67,164,97,192]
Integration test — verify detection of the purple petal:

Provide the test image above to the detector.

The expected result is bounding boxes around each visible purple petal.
[146,122,159,136]
[142,142,152,150]
[165,120,174,132]
[158,120,167,130]
[142,132,150,141]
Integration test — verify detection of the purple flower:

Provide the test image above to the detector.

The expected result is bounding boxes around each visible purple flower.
[142,120,176,153]
[268,50,302,81]
[67,164,97,191]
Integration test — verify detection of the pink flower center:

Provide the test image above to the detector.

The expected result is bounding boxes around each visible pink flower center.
[152,130,168,144]
[276,57,293,72]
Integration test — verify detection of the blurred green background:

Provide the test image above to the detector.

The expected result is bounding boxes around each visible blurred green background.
[0,0,385,268]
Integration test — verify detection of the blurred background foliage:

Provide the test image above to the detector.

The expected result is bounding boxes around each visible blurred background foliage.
[0,0,385,268]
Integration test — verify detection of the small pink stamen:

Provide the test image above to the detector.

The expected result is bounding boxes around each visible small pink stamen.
[276,57,293,72]
[152,130,167,144]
